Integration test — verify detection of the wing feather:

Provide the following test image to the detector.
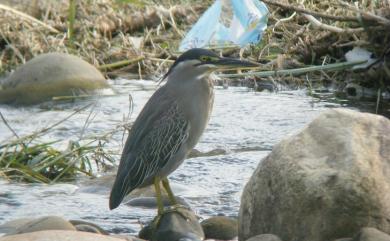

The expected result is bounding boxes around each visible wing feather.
[109,87,189,209]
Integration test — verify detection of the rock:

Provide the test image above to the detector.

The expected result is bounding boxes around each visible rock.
[352,227,390,241]
[0,53,109,105]
[245,234,282,241]
[201,216,238,240]
[239,109,390,241]
[125,196,190,209]
[187,148,227,158]
[139,206,204,241]
[344,83,377,100]
[69,220,108,235]
[138,224,154,240]
[5,216,76,235]
[112,235,146,241]
[0,230,132,241]
[334,239,353,241]
[0,218,35,234]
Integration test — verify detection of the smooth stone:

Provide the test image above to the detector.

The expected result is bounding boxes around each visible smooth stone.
[201,216,238,240]
[139,206,204,241]
[74,224,102,234]
[188,148,227,158]
[0,52,109,105]
[245,234,283,241]
[125,196,190,209]
[0,230,132,241]
[5,216,76,235]
[239,109,390,241]
[69,220,109,235]
[111,235,146,241]
[352,227,390,241]
[0,218,35,234]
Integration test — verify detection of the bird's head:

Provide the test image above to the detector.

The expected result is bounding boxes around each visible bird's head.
[162,48,259,82]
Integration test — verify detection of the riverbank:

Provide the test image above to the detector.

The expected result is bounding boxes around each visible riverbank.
[0,0,389,114]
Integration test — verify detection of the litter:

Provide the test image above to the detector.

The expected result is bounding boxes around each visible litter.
[179,0,269,51]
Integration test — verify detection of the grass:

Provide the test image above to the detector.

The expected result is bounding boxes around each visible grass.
[0,104,121,183]
[0,140,112,183]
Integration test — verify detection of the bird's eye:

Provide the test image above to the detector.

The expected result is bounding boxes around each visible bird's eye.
[200,55,211,62]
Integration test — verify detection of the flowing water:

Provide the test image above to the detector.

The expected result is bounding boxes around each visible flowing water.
[0,79,360,235]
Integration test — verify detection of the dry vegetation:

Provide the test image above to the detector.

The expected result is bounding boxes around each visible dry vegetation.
[0,0,389,90]
[258,0,390,92]
[0,0,210,78]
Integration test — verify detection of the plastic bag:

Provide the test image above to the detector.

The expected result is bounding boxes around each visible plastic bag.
[179,0,269,51]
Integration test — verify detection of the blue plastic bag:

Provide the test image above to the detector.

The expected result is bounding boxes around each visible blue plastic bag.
[179,0,269,51]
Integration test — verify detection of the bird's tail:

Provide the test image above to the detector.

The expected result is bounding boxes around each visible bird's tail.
[109,177,126,210]
[109,167,135,210]
[109,153,147,210]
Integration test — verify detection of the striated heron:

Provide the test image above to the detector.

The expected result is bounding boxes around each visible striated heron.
[109,48,258,213]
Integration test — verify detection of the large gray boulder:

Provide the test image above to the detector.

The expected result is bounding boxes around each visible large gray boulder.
[239,109,390,241]
[0,53,109,105]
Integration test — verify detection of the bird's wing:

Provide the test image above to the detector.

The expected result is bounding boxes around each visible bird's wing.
[109,87,189,209]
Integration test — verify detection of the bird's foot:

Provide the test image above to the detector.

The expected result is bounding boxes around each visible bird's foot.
[151,204,192,229]
[164,204,192,219]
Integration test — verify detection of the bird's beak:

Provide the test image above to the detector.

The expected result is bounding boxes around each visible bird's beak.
[212,57,260,71]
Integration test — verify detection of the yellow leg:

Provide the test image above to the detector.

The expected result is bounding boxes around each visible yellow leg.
[153,177,164,215]
[162,178,177,206]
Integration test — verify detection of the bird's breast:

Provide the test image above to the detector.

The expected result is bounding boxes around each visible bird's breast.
[182,78,214,150]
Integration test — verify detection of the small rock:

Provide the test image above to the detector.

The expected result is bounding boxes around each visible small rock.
[74,225,102,234]
[352,227,390,241]
[69,220,108,235]
[0,53,109,105]
[138,224,154,240]
[5,216,76,235]
[0,218,35,234]
[333,238,353,241]
[111,235,146,241]
[0,230,130,241]
[245,234,282,241]
[139,206,204,241]
[188,148,227,158]
[201,216,237,240]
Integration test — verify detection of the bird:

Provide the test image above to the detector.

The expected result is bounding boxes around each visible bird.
[109,48,258,213]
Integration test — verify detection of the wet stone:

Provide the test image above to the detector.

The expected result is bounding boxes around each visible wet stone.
[201,216,238,240]
[139,206,204,241]
[70,220,109,235]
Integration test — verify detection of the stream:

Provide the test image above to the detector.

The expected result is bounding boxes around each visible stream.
[0,79,360,235]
